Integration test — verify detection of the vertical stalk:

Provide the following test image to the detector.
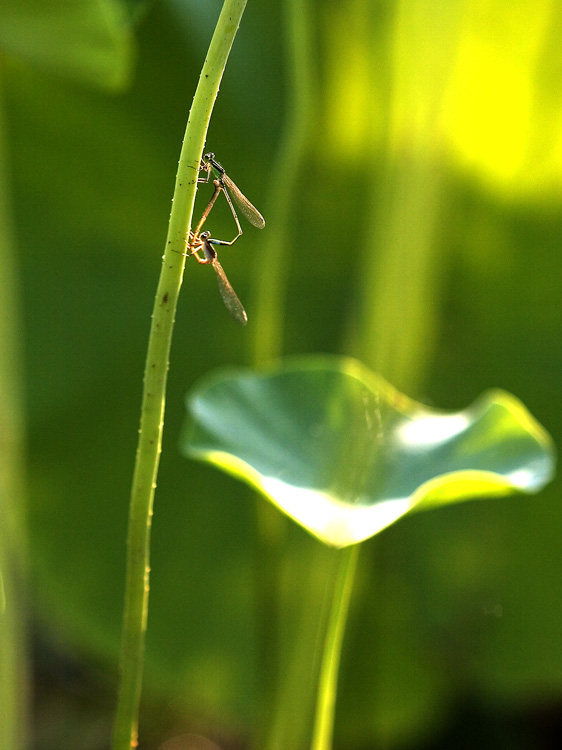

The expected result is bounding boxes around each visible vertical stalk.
[111,2,248,748]
[310,545,359,750]
[251,0,314,363]
[251,0,314,746]
[0,67,28,750]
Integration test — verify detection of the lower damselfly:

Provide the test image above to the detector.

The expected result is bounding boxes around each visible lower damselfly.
[188,230,247,326]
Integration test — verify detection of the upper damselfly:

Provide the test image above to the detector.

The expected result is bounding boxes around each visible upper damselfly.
[197,152,265,243]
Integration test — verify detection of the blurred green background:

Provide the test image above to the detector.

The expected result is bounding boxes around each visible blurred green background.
[1,0,561,748]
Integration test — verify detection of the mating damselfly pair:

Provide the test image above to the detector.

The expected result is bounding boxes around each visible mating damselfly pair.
[186,152,265,326]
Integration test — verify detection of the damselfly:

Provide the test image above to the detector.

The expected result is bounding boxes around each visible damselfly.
[185,152,265,324]
[188,229,247,326]
[197,152,265,244]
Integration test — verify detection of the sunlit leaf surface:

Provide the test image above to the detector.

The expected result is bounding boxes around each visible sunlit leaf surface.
[183,357,555,547]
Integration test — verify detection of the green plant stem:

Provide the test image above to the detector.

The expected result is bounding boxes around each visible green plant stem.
[111,3,248,748]
[0,68,28,750]
[251,0,313,363]
[311,545,359,750]
[251,0,314,746]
